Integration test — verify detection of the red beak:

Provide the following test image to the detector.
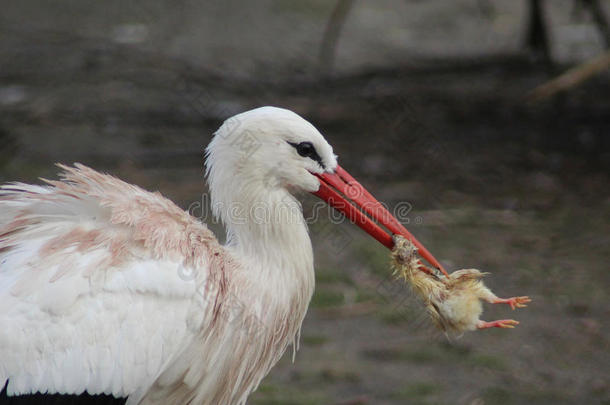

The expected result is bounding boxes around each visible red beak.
[313,165,449,277]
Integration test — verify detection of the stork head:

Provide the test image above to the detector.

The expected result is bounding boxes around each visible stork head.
[206,106,337,194]
[206,106,447,275]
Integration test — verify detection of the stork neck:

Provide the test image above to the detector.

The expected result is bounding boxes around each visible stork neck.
[219,186,314,274]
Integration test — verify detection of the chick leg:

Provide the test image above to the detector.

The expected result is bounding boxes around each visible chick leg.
[477,319,519,329]
[490,296,531,310]
[477,287,531,310]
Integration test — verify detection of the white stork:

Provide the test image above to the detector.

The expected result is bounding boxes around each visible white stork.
[0,106,448,404]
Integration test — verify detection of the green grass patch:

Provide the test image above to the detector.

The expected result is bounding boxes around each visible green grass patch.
[256,384,278,394]
[392,382,442,403]
[467,354,507,371]
[403,349,441,363]
[482,387,513,405]
[355,242,391,277]
[250,386,328,405]
[315,268,353,285]
[319,367,361,383]
[355,288,378,303]
[302,334,328,346]
[362,341,510,372]
[310,289,344,308]
[378,308,412,325]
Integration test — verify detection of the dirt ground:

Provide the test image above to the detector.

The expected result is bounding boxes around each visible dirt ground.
[1,1,609,404]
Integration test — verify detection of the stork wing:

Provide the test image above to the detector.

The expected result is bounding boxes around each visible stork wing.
[0,164,223,401]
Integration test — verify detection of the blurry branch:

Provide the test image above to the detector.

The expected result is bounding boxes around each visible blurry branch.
[527,49,610,103]
[318,0,356,75]
[524,0,610,65]
[583,0,610,47]
[573,0,610,47]
[525,0,551,64]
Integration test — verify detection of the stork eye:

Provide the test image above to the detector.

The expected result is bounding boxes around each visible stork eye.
[295,142,314,157]
[287,141,326,169]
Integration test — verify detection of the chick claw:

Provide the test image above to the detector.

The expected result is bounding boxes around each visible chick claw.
[477,319,519,329]
[492,296,531,310]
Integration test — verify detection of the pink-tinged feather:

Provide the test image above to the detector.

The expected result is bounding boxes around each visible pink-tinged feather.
[1,162,306,405]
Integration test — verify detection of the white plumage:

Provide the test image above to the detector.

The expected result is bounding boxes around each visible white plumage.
[0,107,338,404]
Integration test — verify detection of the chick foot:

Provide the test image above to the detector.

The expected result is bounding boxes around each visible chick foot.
[492,296,531,310]
[476,319,519,329]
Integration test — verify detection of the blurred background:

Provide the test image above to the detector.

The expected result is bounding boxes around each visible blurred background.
[0,1,609,404]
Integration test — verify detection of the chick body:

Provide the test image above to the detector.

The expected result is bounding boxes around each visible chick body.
[436,269,492,333]
[391,236,526,334]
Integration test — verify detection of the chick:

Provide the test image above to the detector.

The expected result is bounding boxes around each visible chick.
[391,235,530,334]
